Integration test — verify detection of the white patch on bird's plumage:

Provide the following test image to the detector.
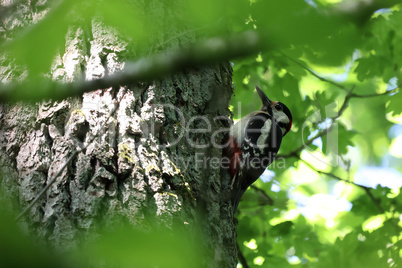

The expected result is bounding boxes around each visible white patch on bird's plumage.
[272,109,290,135]
[257,119,272,151]
[272,109,290,124]
[230,114,253,145]
[244,138,252,149]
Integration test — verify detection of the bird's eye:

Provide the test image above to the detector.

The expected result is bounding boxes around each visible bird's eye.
[275,104,282,111]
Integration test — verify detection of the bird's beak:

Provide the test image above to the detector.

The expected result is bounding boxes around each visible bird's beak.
[256,86,271,107]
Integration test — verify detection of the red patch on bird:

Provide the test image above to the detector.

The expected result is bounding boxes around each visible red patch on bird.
[227,136,242,176]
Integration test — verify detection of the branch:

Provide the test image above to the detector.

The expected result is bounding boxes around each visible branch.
[14,150,79,221]
[15,88,127,221]
[250,185,274,206]
[298,158,388,214]
[278,51,350,92]
[349,89,399,98]
[280,51,399,97]
[279,124,334,159]
[297,157,402,234]
[277,61,398,160]
[237,243,250,268]
[0,31,264,103]
[279,88,353,158]
[362,187,385,214]
[1,0,398,103]
[298,157,369,191]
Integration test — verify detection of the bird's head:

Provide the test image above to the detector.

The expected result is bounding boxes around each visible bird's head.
[256,86,292,136]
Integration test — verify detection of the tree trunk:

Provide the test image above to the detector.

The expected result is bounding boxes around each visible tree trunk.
[0,1,237,267]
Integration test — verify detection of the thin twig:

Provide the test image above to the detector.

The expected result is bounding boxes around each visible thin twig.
[350,88,399,98]
[362,187,385,214]
[279,81,398,159]
[15,151,79,221]
[279,51,400,98]
[298,156,402,234]
[298,157,369,191]
[279,89,353,158]
[279,125,333,159]
[15,88,128,221]
[250,185,274,206]
[277,51,350,92]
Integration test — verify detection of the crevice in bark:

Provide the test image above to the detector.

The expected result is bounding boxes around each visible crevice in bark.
[99,50,109,76]
[162,173,176,191]
[87,156,97,189]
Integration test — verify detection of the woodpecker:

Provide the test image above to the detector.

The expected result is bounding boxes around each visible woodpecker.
[227,86,292,213]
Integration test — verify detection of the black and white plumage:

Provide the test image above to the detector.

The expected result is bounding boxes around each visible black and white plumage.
[227,86,292,213]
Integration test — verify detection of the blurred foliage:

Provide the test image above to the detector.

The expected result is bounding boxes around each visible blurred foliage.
[0,197,202,268]
[0,202,72,268]
[1,0,402,267]
[79,223,203,268]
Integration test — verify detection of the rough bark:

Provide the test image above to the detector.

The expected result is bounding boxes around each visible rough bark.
[0,0,237,267]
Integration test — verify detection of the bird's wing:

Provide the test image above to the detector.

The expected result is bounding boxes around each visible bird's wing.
[242,111,282,161]
[230,112,282,213]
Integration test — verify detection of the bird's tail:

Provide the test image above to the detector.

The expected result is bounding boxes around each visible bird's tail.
[232,188,245,214]
[231,174,247,214]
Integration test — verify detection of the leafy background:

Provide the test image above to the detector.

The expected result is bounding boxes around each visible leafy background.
[1,0,401,267]
[230,2,402,267]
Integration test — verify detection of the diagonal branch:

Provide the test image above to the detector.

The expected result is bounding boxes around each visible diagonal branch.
[250,185,274,206]
[0,31,264,103]
[278,51,350,92]
[350,89,399,98]
[278,88,353,159]
[237,243,250,268]
[279,125,334,159]
[298,157,369,191]
[15,150,79,221]
[297,157,402,235]
[1,0,399,104]
[279,51,399,97]
[298,157,388,214]
[277,56,398,159]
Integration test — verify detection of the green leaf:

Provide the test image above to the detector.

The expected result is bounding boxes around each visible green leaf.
[322,122,356,156]
[386,91,402,116]
[270,221,293,236]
